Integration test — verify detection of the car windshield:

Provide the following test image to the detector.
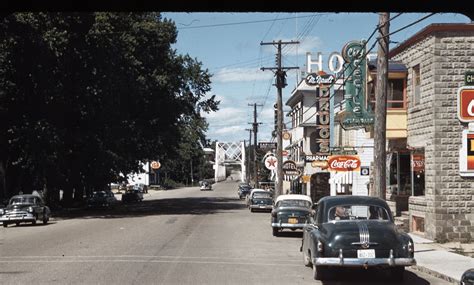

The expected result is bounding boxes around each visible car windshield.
[10,197,35,205]
[92,192,107,198]
[327,204,390,222]
[277,200,311,208]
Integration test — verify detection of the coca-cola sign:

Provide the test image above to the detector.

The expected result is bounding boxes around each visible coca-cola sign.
[328,155,361,172]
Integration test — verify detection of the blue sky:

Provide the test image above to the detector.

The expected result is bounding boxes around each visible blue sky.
[161,12,471,144]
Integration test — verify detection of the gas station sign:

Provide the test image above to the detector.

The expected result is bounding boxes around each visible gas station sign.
[457,86,474,122]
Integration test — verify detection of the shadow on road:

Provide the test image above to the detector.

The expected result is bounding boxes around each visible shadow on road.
[318,268,430,284]
[274,231,303,238]
[52,196,247,220]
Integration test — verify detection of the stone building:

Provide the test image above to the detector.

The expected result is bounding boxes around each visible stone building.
[389,23,474,242]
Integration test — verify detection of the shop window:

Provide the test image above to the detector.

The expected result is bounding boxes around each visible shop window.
[412,215,425,233]
[413,65,421,105]
[368,77,407,110]
[336,184,352,195]
[411,152,425,196]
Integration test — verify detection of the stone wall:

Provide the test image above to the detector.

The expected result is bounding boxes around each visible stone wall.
[391,31,474,242]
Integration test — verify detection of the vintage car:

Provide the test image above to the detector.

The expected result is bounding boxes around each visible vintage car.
[300,195,416,281]
[237,183,252,199]
[87,190,118,209]
[271,194,313,236]
[247,189,273,212]
[0,194,51,227]
[200,181,212,191]
[122,188,144,203]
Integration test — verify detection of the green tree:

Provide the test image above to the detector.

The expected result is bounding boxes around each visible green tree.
[0,12,218,205]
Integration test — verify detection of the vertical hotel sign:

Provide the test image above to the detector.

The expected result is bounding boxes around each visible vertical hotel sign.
[457,86,474,176]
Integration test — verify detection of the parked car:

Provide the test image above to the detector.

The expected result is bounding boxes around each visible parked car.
[300,195,416,281]
[271,194,313,236]
[237,183,252,199]
[87,190,118,209]
[134,183,148,193]
[462,269,474,285]
[122,188,144,203]
[0,194,50,227]
[200,181,212,191]
[247,189,273,212]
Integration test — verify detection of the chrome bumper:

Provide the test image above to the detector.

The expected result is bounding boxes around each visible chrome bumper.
[250,205,272,210]
[0,212,35,223]
[313,249,416,267]
[271,222,305,228]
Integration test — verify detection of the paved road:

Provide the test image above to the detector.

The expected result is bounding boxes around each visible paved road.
[0,181,448,284]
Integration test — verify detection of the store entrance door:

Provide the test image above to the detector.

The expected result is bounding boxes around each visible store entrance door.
[310,173,330,203]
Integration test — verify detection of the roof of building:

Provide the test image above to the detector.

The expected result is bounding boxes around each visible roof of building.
[367,59,407,73]
[389,23,474,58]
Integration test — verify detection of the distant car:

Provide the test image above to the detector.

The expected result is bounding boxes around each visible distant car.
[301,195,416,281]
[237,184,252,199]
[200,182,212,191]
[0,194,50,227]
[133,183,148,193]
[122,188,144,203]
[271,194,313,236]
[461,269,474,285]
[87,190,118,209]
[247,189,273,212]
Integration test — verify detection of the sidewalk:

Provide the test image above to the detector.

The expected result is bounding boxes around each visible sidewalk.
[409,233,474,284]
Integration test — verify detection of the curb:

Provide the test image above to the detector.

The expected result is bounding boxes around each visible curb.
[411,265,459,284]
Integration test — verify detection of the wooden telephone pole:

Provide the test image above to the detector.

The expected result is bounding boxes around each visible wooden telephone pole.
[374,12,390,199]
[261,40,299,198]
[248,103,262,187]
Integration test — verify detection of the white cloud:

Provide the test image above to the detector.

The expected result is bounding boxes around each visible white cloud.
[213,67,274,83]
[213,126,243,135]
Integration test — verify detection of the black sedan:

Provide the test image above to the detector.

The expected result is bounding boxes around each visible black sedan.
[271,194,313,236]
[122,189,144,203]
[237,183,252,199]
[300,195,416,281]
[0,194,50,227]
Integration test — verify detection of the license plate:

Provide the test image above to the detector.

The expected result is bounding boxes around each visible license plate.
[260,205,266,208]
[288,218,298,224]
[357,249,375,258]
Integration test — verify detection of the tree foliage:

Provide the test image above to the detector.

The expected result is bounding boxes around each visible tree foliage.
[0,12,219,206]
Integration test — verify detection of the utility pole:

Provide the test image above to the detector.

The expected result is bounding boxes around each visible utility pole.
[245,128,252,184]
[249,103,262,187]
[261,40,299,199]
[374,12,390,200]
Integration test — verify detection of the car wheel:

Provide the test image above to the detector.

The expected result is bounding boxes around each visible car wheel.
[15,222,20,226]
[32,215,37,225]
[42,212,49,224]
[3,223,7,228]
[303,249,312,267]
[390,266,405,282]
[272,227,279,237]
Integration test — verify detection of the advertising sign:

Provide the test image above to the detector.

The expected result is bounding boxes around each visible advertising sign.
[282,160,301,176]
[457,86,474,122]
[150,161,161,170]
[311,87,330,155]
[340,40,374,130]
[264,155,278,170]
[327,155,361,172]
[305,72,335,87]
[467,134,474,170]
[412,154,425,172]
[465,71,474,86]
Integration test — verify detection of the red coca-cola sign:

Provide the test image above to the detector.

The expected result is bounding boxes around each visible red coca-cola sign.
[328,155,361,171]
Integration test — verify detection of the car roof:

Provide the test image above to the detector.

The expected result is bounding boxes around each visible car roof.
[11,194,40,199]
[275,194,312,204]
[317,195,389,208]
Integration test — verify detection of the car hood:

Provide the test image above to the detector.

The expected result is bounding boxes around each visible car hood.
[320,220,400,249]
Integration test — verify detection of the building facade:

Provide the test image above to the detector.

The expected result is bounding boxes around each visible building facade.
[389,23,474,242]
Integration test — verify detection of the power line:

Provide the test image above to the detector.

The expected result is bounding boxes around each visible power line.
[177,14,318,30]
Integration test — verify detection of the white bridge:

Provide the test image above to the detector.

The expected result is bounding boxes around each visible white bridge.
[214,142,246,182]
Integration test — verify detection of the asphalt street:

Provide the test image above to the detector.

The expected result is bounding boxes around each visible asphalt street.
[0,181,449,284]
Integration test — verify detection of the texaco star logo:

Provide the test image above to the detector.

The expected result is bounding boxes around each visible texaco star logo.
[265,156,277,170]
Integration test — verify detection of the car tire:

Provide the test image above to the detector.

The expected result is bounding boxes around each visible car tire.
[303,249,312,267]
[32,215,37,225]
[390,266,405,282]
[272,227,279,237]
[15,222,20,226]
[3,223,7,228]
[42,212,49,225]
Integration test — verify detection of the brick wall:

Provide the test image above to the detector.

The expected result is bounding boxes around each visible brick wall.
[391,31,474,242]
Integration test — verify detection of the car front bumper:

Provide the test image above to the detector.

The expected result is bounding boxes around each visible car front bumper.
[0,212,35,223]
[313,249,416,267]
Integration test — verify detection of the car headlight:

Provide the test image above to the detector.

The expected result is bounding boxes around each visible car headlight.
[0,209,4,215]
[27,206,34,213]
